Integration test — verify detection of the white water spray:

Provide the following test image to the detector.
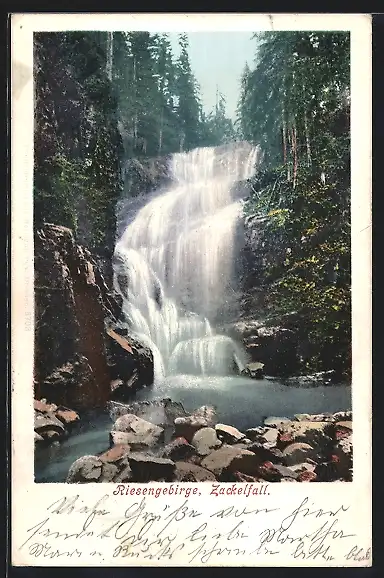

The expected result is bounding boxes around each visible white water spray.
[114,142,259,381]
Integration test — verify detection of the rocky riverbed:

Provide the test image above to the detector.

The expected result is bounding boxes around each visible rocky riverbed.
[43,399,352,484]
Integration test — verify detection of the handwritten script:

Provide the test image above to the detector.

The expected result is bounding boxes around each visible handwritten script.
[13,487,371,566]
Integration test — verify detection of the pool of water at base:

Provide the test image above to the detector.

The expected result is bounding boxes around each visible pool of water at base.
[34,374,351,483]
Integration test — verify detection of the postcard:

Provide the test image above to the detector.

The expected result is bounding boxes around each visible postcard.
[11,12,372,566]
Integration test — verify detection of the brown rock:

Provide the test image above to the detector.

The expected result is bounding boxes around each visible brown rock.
[128,453,175,482]
[161,437,197,460]
[282,442,315,466]
[113,465,133,483]
[112,413,164,449]
[201,445,261,479]
[34,412,66,435]
[55,408,80,425]
[98,445,131,463]
[174,406,216,442]
[66,455,103,483]
[34,399,58,413]
[297,470,318,482]
[100,462,119,482]
[174,462,217,482]
[279,421,334,448]
[215,424,245,444]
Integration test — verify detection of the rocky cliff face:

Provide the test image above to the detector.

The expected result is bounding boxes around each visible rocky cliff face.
[34,224,153,410]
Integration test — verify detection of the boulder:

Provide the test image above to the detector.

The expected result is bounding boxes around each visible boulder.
[253,427,279,446]
[174,405,217,441]
[98,445,131,463]
[333,411,352,422]
[297,470,318,482]
[34,399,58,413]
[335,421,353,440]
[161,438,197,461]
[246,442,284,464]
[278,421,334,448]
[111,413,164,449]
[294,413,335,423]
[215,424,245,444]
[66,455,103,483]
[258,462,298,481]
[201,445,261,480]
[332,434,353,480]
[113,465,133,483]
[34,431,44,443]
[55,408,80,425]
[34,412,66,437]
[243,325,299,376]
[127,453,175,482]
[241,362,264,379]
[264,416,291,428]
[100,462,119,482]
[174,462,217,482]
[245,426,269,440]
[282,442,316,466]
[191,428,222,456]
[108,398,188,432]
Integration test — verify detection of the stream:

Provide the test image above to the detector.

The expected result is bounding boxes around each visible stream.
[35,375,351,483]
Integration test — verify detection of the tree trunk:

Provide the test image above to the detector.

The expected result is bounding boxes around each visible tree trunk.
[106,32,113,81]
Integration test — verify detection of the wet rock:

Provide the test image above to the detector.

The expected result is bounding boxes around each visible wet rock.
[241,362,264,378]
[335,421,353,440]
[333,411,352,422]
[34,431,44,443]
[113,465,133,483]
[282,442,315,466]
[127,453,175,482]
[332,434,353,480]
[279,421,334,448]
[215,424,245,444]
[201,445,261,479]
[264,416,291,428]
[254,427,279,446]
[233,471,261,483]
[245,426,269,440]
[259,462,298,481]
[174,462,217,482]
[161,438,197,461]
[246,442,284,463]
[67,455,103,483]
[55,408,80,425]
[98,445,131,463]
[290,462,316,474]
[286,370,336,387]
[294,413,334,423]
[174,405,217,442]
[100,462,119,482]
[112,413,164,449]
[109,398,188,433]
[34,399,58,413]
[106,327,154,396]
[191,428,222,456]
[34,412,66,436]
[297,470,318,482]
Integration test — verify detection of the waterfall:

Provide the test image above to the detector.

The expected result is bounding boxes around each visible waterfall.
[113,142,259,382]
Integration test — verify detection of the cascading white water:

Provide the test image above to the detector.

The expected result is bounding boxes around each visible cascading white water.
[114,142,259,382]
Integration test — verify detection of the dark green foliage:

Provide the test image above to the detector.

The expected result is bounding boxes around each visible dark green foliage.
[34,31,235,255]
[34,31,123,255]
[239,32,351,376]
